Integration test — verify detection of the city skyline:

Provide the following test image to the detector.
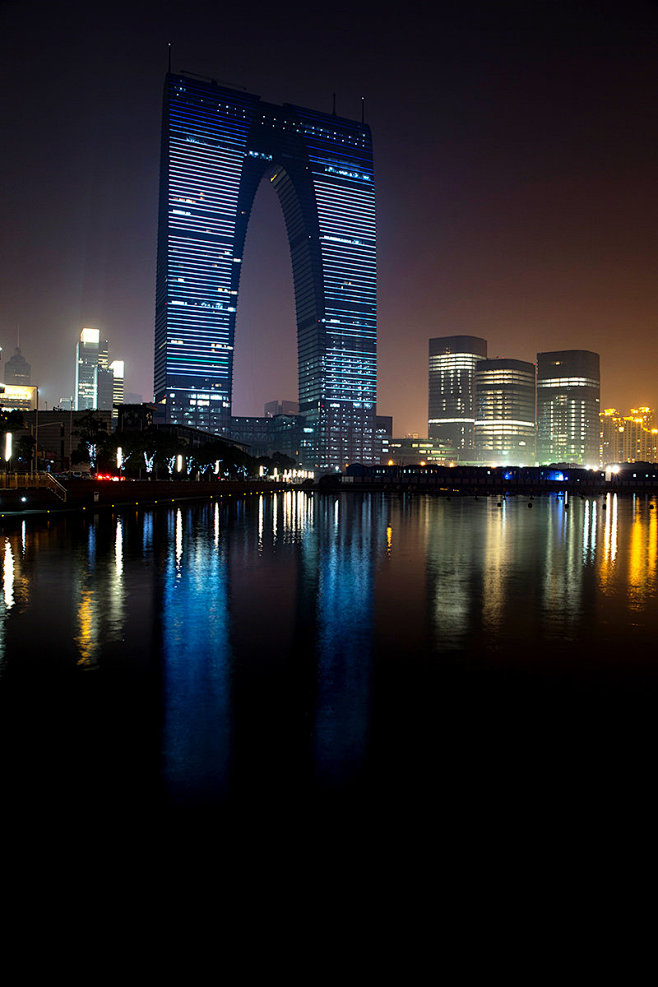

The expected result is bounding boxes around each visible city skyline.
[1,1,658,434]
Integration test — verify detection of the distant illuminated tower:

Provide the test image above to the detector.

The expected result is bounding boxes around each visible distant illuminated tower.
[474,358,536,465]
[155,72,377,469]
[537,350,600,465]
[75,328,113,411]
[110,360,125,424]
[428,336,487,457]
[4,347,31,386]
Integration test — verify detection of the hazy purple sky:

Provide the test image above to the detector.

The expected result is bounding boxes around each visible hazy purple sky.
[1,0,657,433]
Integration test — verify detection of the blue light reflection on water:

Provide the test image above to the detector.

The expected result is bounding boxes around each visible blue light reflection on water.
[311,495,385,785]
[161,504,231,804]
[1,492,658,813]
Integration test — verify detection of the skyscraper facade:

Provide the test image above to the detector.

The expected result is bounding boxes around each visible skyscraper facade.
[4,347,31,386]
[428,336,487,458]
[75,328,118,412]
[110,360,125,424]
[155,72,378,469]
[76,328,105,410]
[537,350,600,465]
[473,358,536,464]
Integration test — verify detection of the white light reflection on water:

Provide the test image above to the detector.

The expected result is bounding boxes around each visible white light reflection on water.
[107,516,126,645]
[3,539,14,612]
[258,494,263,554]
[175,508,183,571]
[602,493,618,570]
[115,517,123,578]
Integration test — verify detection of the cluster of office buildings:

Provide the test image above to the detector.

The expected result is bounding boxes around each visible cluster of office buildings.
[0,328,125,421]
[428,336,602,466]
[74,328,124,418]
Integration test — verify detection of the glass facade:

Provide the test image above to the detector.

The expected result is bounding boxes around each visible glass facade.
[155,73,378,469]
[473,358,536,465]
[75,328,111,411]
[537,350,600,465]
[428,336,487,458]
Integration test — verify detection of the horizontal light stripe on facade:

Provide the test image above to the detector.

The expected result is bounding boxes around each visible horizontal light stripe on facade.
[538,377,599,388]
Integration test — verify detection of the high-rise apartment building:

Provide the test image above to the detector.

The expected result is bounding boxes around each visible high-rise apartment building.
[473,358,536,465]
[600,407,657,464]
[536,350,600,465]
[75,328,121,412]
[428,336,487,458]
[155,72,378,469]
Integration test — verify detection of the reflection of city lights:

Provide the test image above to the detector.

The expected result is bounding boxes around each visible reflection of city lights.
[258,495,264,550]
[176,508,183,567]
[75,589,98,667]
[115,518,123,577]
[3,539,14,610]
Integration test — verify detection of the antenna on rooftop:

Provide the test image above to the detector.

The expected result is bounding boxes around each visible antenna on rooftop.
[332,92,336,115]
[361,96,365,124]
[168,42,172,73]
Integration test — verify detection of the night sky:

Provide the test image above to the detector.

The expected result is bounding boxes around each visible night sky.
[1,0,657,434]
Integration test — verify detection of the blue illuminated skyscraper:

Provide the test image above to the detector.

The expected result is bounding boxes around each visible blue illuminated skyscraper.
[155,73,378,469]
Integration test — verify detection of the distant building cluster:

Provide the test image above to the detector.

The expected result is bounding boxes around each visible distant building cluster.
[75,328,124,421]
[427,336,603,467]
[600,407,658,464]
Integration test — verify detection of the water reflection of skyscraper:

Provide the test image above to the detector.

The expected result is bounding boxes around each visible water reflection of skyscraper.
[309,494,384,785]
[160,502,232,805]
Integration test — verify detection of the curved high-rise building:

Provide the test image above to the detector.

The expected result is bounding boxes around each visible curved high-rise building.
[537,350,600,465]
[428,335,487,458]
[474,358,536,465]
[155,73,377,469]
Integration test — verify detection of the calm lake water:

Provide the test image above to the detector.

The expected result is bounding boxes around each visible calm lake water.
[1,489,657,825]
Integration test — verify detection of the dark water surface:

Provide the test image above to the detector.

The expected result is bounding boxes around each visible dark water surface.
[1,490,657,833]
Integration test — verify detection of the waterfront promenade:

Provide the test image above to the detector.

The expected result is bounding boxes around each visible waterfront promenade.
[2,462,658,519]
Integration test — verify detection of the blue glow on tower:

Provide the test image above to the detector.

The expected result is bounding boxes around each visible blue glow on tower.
[155,73,378,469]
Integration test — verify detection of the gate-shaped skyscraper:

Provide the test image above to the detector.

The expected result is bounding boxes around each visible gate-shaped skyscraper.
[155,73,378,469]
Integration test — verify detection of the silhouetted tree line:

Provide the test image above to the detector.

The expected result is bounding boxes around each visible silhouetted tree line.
[71,412,296,478]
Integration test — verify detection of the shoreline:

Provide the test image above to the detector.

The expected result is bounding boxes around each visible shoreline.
[1,474,657,526]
